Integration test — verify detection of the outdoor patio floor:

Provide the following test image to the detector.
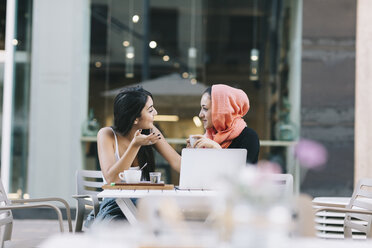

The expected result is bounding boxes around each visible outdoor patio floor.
[8,219,69,248]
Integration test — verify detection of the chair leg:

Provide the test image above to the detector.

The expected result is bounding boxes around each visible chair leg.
[74,201,85,233]
[0,222,12,248]
[3,222,12,242]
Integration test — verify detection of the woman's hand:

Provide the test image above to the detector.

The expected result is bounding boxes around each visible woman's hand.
[193,135,222,149]
[132,129,160,147]
[186,138,191,148]
[186,135,202,148]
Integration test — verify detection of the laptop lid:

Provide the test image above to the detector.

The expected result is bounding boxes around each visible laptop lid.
[178,148,247,190]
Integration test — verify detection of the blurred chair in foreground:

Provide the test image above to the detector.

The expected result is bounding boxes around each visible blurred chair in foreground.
[73,170,103,232]
[0,177,72,248]
[313,178,372,239]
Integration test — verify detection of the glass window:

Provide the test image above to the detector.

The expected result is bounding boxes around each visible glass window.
[86,0,295,181]
[9,0,33,194]
[0,0,5,50]
[0,0,6,156]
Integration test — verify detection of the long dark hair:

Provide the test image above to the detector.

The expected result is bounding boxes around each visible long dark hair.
[112,86,155,180]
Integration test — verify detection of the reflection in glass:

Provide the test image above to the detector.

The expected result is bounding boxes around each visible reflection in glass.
[125,46,135,78]
[249,48,259,81]
[10,0,33,195]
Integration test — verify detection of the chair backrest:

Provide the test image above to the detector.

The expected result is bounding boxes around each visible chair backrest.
[76,170,104,197]
[0,178,13,245]
[268,173,294,204]
[344,178,372,238]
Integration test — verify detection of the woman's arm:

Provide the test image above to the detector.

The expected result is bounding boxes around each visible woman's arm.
[153,127,181,172]
[97,127,160,183]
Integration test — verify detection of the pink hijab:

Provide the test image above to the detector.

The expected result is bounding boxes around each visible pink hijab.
[205,84,250,148]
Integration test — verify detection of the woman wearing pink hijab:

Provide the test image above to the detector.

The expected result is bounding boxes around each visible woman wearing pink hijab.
[189,84,260,163]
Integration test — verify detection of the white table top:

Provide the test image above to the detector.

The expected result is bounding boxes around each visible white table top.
[41,234,372,248]
[98,189,219,198]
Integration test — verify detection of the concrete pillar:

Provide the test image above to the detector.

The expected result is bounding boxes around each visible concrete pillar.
[355,0,372,183]
[27,0,90,204]
[1,0,17,193]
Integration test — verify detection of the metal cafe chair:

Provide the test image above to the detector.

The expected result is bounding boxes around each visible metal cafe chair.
[72,170,103,232]
[0,177,72,248]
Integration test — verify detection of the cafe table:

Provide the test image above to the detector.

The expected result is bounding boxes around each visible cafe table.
[40,233,372,248]
[97,188,218,225]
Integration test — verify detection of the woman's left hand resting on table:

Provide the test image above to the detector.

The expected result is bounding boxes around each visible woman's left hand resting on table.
[190,135,222,149]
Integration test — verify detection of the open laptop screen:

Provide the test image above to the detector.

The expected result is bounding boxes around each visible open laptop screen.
[178,148,247,190]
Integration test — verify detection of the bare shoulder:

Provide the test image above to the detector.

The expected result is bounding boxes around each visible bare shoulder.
[97,127,115,141]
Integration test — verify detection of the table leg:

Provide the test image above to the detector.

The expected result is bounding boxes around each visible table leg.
[123,198,138,214]
[115,198,138,225]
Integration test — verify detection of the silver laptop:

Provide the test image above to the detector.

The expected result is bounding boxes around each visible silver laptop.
[178,148,247,190]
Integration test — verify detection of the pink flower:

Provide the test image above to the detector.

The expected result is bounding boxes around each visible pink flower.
[294,139,328,169]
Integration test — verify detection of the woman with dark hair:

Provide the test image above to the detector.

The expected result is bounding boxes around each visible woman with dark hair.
[91,86,180,223]
[188,84,260,164]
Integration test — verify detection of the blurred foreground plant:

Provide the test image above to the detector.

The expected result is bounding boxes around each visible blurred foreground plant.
[217,165,292,247]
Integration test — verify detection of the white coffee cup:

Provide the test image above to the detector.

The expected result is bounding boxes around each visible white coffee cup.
[119,170,142,183]
[189,135,199,148]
